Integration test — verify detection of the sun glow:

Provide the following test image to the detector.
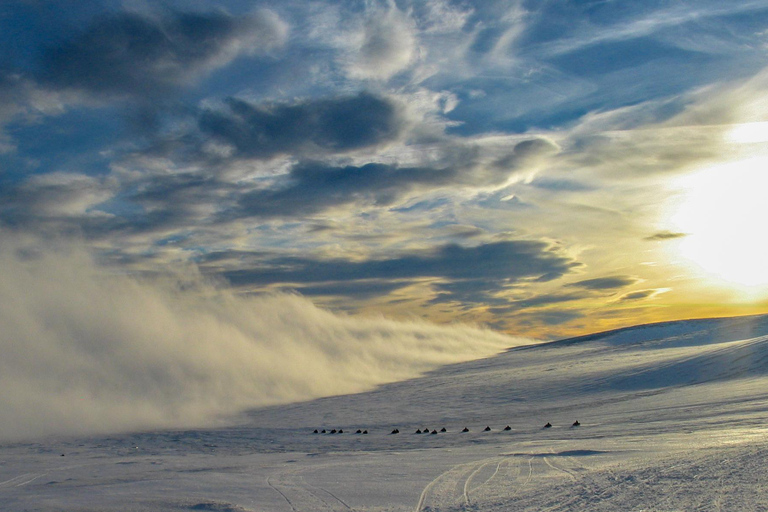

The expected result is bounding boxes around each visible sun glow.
[669,156,768,293]
[727,121,768,144]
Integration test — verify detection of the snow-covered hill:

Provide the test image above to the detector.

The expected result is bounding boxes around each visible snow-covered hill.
[3,314,768,511]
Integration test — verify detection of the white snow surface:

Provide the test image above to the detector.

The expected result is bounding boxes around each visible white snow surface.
[3,314,768,511]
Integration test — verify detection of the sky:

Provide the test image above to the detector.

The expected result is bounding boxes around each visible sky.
[2,0,768,339]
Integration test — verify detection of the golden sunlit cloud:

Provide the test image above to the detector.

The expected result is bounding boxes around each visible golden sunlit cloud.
[669,156,768,295]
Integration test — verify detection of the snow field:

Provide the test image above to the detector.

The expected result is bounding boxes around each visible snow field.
[2,314,768,510]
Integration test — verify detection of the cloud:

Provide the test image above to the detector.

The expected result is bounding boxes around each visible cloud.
[0,138,555,240]
[430,279,512,307]
[0,172,114,223]
[506,291,590,309]
[430,1,768,136]
[414,0,474,34]
[220,240,577,284]
[120,170,234,233]
[507,308,585,330]
[487,137,559,174]
[566,276,639,290]
[37,9,287,98]
[0,71,82,153]
[0,167,229,239]
[0,237,522,441]
[199,92,406,160]
[1,0,761,344]
[217,239,579,305]
[0,7,288,158]
[529,177,595,192]
[0,73,31,153]
[228,137,555,218]
[347,3,417,80]
[537,2,768,59]
[234,161,454,218]
[645,231,687,241]
[530,309,584,326]
[281,279,410,300]
[0,124,561,274]
[617,288,668,302]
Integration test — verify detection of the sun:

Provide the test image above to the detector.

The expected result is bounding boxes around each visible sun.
[668,156,768,292]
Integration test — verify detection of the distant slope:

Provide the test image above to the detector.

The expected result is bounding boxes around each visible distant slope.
[538,313,768,349]
[244,313,768,443]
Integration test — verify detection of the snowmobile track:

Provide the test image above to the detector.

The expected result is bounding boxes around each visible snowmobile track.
[267,465,355,512]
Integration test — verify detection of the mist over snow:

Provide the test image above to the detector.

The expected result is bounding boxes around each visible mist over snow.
[0,239,522,442]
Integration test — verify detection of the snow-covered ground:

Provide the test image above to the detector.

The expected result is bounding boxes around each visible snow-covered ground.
[3,314,768,511]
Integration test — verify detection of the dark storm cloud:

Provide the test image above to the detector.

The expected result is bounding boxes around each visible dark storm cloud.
[566,276,638,290]
[37,9,286,98]
[645,231,687,241]
[198,92,405,159]
[215,240,579,305]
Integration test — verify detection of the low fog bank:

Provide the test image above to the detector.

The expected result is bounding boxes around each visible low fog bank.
[0,240,524,441]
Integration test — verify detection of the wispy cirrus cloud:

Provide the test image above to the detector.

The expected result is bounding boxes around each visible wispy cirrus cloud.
[537,1,768,59]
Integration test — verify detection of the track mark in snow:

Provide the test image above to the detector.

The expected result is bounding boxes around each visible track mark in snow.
[416,455,535,511]
[489,459,503,480]
[531,447,768,511]
[267,476,298,512]
[14,473,46,487]
[300,475,354,511]
[0,473,46,488]
[522,456,534,488]
[415,459,491,511]
[483,459,505,489]
[463,459,498,507]
[0,474,32,487]
[543,457,577,481]
[268,467,354,512]
[414,471,438,512]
